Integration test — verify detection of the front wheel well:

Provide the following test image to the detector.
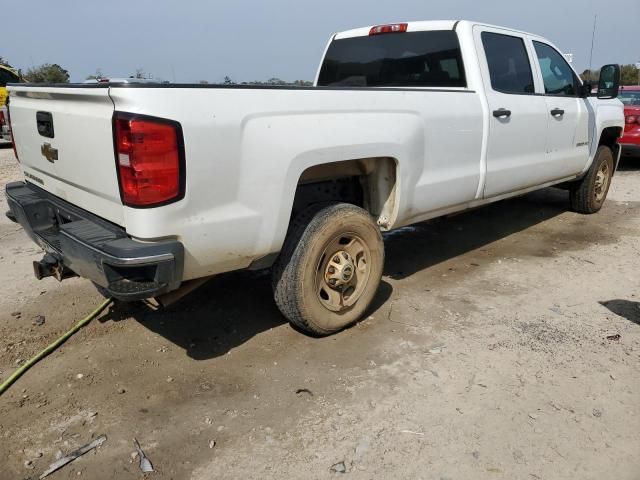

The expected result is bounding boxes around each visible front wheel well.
[599,126,623,157]
[291,157,398,230]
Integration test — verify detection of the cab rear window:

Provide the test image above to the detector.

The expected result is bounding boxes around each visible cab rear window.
[317,30,466,88]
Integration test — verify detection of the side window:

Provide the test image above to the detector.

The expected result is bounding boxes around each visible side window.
[481,32,534,94]
[533,41,578,96]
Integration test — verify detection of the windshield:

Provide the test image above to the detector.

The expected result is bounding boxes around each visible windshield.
[619,90,640,106]
[317,30,466,88]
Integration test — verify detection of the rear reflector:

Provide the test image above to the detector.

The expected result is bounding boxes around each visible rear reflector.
[369,23,408,36]
[113,113,185,207]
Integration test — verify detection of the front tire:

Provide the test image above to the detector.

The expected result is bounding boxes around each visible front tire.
[570,145,614,214]
[272,203,384,336]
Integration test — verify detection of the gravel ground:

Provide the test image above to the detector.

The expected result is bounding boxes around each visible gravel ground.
[0,145,638,480]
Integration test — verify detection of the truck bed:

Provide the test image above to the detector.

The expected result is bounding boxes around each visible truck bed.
[9,83,483,279]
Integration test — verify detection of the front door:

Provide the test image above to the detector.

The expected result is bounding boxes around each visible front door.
[531,40,589,178]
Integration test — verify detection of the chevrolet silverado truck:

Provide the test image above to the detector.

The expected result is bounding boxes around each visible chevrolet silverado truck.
[5,20,625,335]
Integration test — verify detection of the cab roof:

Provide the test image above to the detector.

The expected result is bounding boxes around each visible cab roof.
[333,20,538,40]
[334,20,458,40]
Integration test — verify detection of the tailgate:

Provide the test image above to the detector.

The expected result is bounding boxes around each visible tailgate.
[8,85,123,225]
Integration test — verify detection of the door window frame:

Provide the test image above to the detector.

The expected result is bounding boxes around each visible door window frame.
[474,25,585,98]
[529,38,582,98]
[474,26,543,96]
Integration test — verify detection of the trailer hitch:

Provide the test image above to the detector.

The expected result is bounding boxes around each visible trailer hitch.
[33,253,76,281]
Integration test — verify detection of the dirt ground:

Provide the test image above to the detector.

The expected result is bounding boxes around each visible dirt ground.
[0,145,638,480]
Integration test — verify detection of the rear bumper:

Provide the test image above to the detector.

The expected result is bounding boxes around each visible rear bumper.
[620,143,640,157]
[5,181,184,300]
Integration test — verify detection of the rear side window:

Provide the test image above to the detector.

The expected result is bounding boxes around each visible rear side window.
[317,30,466,88]
[533,41,578,96]
[481,32,534,94]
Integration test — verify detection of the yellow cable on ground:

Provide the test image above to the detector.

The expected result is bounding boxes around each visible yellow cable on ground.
[0,297,113,396]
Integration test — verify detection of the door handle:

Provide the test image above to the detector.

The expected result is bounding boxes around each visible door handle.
[550,108,565,116]
[492,108,511,118]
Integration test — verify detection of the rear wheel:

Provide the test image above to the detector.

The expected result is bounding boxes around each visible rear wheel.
[272,203,384,336]
[570,145,614,214]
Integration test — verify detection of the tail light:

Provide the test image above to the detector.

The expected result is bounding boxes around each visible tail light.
[113,112,185,207]
[6,101,19,163]
[369,23,408,36]
[0,110,5,127]
[625,115,637,124]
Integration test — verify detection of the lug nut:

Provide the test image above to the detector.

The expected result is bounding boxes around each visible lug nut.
[329,278,337,286]
[328,266,335,274]
[333,256,340,263]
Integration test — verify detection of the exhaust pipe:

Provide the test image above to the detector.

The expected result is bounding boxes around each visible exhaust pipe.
[152,276,214,308]
[33,253,76,281]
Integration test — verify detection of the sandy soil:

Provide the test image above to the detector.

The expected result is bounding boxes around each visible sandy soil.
[0,145,638,480]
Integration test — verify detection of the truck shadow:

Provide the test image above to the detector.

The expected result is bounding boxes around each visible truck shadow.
[383,187,572,280]
[111,186,580,359]
[105,273,393,360]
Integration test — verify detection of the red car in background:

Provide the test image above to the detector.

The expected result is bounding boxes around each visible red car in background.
[619,85,640,157]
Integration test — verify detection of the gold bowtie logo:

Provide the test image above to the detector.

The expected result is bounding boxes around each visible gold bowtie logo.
[41,143,58,163]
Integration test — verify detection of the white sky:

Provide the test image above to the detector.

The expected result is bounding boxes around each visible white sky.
[4,0,639,83]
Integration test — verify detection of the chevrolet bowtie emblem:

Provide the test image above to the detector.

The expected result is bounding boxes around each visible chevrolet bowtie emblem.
[41,143,58,163]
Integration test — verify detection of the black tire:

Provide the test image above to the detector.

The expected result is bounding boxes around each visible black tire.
[570,146,614,214]
[272,202,384,336]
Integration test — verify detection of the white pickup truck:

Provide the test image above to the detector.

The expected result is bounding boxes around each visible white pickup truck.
[5,20,624,335]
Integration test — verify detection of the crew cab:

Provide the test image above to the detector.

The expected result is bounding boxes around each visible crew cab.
[5,20,624,335]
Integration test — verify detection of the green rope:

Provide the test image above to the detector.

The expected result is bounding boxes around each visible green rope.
[0,297,113,396]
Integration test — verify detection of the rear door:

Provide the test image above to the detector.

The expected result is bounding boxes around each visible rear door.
[531,39,589,176]
[8,85,123,225]
[474,26,549,197]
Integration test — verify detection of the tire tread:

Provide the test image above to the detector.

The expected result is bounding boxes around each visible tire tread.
[570,145,613,214]
[272,202,382,336]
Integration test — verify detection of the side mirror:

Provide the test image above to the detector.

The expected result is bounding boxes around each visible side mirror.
[597,64,620,99]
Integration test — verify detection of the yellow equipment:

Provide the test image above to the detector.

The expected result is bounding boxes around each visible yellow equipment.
[0,64,22,106]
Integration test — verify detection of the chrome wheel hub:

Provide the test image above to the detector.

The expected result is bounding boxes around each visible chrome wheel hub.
[594,162,610,202]
[325,251,355,288]
[316,234,371,312]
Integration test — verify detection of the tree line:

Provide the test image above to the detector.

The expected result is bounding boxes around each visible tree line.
[1,57,70,83]
[4,56,638,87]
[1,58,313,85]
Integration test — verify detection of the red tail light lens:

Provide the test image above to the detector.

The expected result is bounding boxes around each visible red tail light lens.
[369,23,408,36]
[0,110,5,126]
[114,113,185,207]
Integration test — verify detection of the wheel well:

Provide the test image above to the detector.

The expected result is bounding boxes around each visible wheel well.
[599,126,623,155]
[291,157,398,230]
